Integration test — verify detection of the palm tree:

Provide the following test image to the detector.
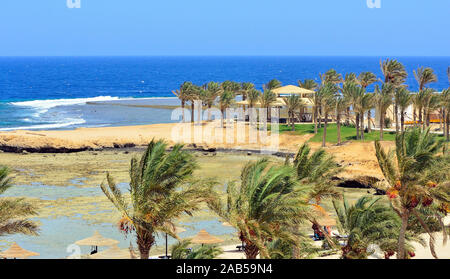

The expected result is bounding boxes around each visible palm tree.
[247,89,262,109]
[358,93,375,140]
[441,88,450,141]
[100,140,213,259]
[208,159,313,259]
[396,88,412,132]
[282,95,304,131]
[240,82,255,101]
[265,79,282,90]
[186,84,202,123]
[202,82,222,121]
[343,83,365,140]
[171,240,222,259]
[358,72,378,132]
[380,59,407,86]
[221,81,241,95]
[172,82,194,122]
[260,89,277,121]
[289,144,342,248]
[0,166,39,237]
[375,128,450,259]
[414,67,438,92]
[333,196,420,259]
[298,79,318,90]
[309,88,322,134]
[219,90,235,127]
[375,83,394,140]
[335,95,348,145]
[320,69,343,85]
[319,83,338,147]
[423,90,440,128]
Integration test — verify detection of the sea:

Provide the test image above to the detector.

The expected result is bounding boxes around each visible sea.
[1,56,449,131]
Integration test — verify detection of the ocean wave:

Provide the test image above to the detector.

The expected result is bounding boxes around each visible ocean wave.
[10,96,122,110]
[0,118,86,131]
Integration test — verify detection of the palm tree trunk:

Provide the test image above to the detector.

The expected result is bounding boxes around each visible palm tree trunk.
[422,108,426,130]
[291,111,295,131]
[397,211,410,259]
[356,113,360,140]
[191,102,195,124]
[419,108,423,128]
[380,113,384,141]
[221,108,225,127]
[395,104,399,134]
[445,110,450,141]
[322,112,328,147]
[439,108,444,131]
[244,241,259,259]
[181,100,186,122]
[337,114,341,145]
[314,106,318,134]
[401,110,405,133]
[367,110,372,133]
[136,230,155,259]
[413,107,417,128]
[360,112,365,140]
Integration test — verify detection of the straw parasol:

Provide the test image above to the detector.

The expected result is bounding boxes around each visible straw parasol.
[89,245,133,259]
[0,242,40,259]
[271,85,315,96]
[75,231,119,248]
[191,230,224,245]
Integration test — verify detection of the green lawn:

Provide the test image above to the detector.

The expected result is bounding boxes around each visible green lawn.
[278,123,397,143]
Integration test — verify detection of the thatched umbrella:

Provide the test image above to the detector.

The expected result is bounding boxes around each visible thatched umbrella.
[191,230,224,246]
[75,231,119,254]
[0,242,39,259]
[89,245,133,259]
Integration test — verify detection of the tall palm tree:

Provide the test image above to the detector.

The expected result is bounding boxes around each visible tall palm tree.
[309,87,323,134]
[282,95,304,131]
[260,89,277,121]
[0,166,39,237]
[333,196,420,259]
[298,79,318,90]
[221,81,241,95]
[380,59,407,86]
[203,82,223,121]
[423,91,440,128]
[240,82,255,101]
[289,144,342,248]
[186,84,202,123]
[396,88,412,132]
[264,79,282,90]
[414,67,438,92]
[375,83,394,140]
[100,140,213,259]
[381,59,407,132]
[343,83,365,140]
[219,91,235,127]
[247,88,262,109]
[172,81,194,122]
[320,69,343,85]
[441,88,450,141]
[335,95,348,145]
[319,83,338,147]
[208,159,313,259]
[358,72,378,132]
[375,128,450,259]
[358,93,375,140]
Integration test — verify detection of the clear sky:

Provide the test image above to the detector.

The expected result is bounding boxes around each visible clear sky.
[1,0,449,56]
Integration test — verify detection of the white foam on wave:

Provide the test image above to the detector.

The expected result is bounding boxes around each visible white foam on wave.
[10,96,122,111]
[0,118,86,131]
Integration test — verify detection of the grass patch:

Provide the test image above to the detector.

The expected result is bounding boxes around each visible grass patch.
[278,123,397,143]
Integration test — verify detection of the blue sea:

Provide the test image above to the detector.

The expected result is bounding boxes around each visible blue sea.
[1,56,449,131]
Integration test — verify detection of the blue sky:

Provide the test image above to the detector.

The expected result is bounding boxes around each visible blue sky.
[1,0,449,56]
